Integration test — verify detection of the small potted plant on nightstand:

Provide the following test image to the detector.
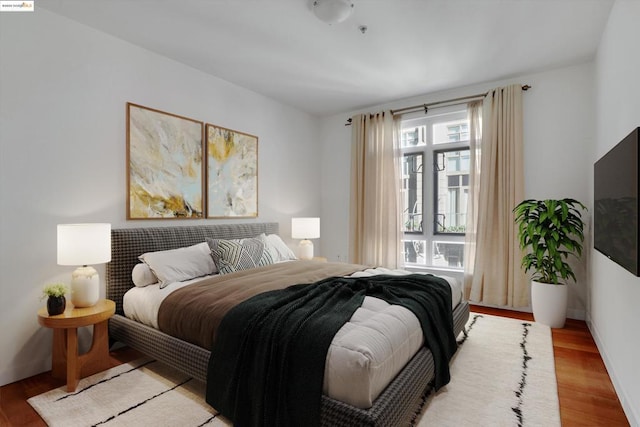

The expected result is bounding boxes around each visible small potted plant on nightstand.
[42,283,69,315]
[513,198,586,328]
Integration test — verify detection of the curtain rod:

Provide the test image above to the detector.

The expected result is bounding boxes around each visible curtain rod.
[344,84,531,126]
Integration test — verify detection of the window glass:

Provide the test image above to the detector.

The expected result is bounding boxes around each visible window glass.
[403,239,426,264]
[401,126,426,147]
[400,107,470,270]
[433,119,469,144]
[401,153,423,232]
[431,241,464,268]
[435,148,470,234]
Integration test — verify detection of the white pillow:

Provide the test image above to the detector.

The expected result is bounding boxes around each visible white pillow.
[260,233,297,262]
[138,242,217,289]
[131,263,158,287]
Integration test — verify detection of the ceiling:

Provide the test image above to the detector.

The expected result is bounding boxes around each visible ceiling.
[39,0,614,116]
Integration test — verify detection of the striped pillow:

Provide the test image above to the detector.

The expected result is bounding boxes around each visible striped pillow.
[207,237,274,275]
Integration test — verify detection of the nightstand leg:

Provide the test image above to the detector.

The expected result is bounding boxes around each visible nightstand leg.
[50,329,66,380]
[79,320,111,377]
[66,327,79,392]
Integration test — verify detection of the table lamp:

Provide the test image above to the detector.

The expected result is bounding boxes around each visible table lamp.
[57,223,111,307]
[291,217,320,260]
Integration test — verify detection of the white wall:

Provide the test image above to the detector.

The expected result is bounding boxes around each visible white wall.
[592,1,640,424]
[0,9,322,386]
[320,62,594,319]
[3,7,637,423]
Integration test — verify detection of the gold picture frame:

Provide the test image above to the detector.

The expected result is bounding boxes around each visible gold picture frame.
[126,103,204,219]
[206,123,258,218]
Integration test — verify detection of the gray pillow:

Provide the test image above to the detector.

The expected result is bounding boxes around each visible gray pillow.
[138,242,217,288]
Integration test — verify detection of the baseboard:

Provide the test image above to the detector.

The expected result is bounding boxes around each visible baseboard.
[470,302,585,321]
[0,358,50,387]
[587,319,638,426]
[566,307,586,321]
[468,301,532,314]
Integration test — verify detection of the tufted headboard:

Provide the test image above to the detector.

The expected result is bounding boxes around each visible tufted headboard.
[106,222,279,314]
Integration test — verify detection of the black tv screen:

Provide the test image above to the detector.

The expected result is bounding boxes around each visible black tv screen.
[594,127,640,276]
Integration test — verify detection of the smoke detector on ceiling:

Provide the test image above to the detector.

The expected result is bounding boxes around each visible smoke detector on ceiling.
[312,0,354,25]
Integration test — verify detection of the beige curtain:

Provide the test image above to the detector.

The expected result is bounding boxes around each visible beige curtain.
[464,84,528,307]
[349,112,402,268]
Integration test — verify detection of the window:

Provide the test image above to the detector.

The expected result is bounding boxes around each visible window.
[401,153,423,232]
[435,149,469,233]
[400,108,469,270]
[401,126,426,147]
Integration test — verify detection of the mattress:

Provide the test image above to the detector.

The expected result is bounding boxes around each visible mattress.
[123,268,463,408]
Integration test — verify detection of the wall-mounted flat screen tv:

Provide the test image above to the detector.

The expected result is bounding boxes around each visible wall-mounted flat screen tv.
[594,127,640,276]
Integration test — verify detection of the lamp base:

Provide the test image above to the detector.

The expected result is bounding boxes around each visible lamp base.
[70,266,100,307]
[298,239,314,260]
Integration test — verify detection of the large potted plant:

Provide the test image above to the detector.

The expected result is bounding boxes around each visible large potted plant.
[513,198,586,328]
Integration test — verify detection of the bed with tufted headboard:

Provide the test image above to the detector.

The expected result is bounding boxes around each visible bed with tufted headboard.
[106,222,470,426]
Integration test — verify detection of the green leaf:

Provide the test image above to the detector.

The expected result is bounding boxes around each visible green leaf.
[513,198,587,284]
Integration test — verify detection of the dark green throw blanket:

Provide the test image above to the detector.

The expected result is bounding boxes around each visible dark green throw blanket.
[206,274,456,427]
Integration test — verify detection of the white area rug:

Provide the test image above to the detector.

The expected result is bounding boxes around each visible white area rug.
[415,313,561,427]
[28,359,225,427]
[28,313,560,427]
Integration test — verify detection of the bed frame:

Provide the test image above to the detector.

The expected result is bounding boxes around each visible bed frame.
[106,223,470,427]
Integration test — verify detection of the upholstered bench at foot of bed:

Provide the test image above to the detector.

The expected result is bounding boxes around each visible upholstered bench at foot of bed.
[321,299,469,427]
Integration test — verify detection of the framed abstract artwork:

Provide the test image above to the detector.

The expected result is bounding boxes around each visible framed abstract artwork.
[206,123,258,218]
[127,103,204,219]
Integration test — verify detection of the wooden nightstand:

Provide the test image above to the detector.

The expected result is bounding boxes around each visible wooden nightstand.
[312,256,328,262]
[38,299,115,392]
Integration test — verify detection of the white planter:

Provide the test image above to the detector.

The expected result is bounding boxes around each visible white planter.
[531,280,568,328]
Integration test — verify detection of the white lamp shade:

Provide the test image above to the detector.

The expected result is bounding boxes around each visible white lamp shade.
[57,223,111,266]
[312,0,354,24]
[291,217,320,239]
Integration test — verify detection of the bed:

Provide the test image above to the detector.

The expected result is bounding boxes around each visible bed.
[106,223,470,426]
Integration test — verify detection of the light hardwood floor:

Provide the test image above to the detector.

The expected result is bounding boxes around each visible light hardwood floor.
[0,307,630,426]
[471,305,629,426]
